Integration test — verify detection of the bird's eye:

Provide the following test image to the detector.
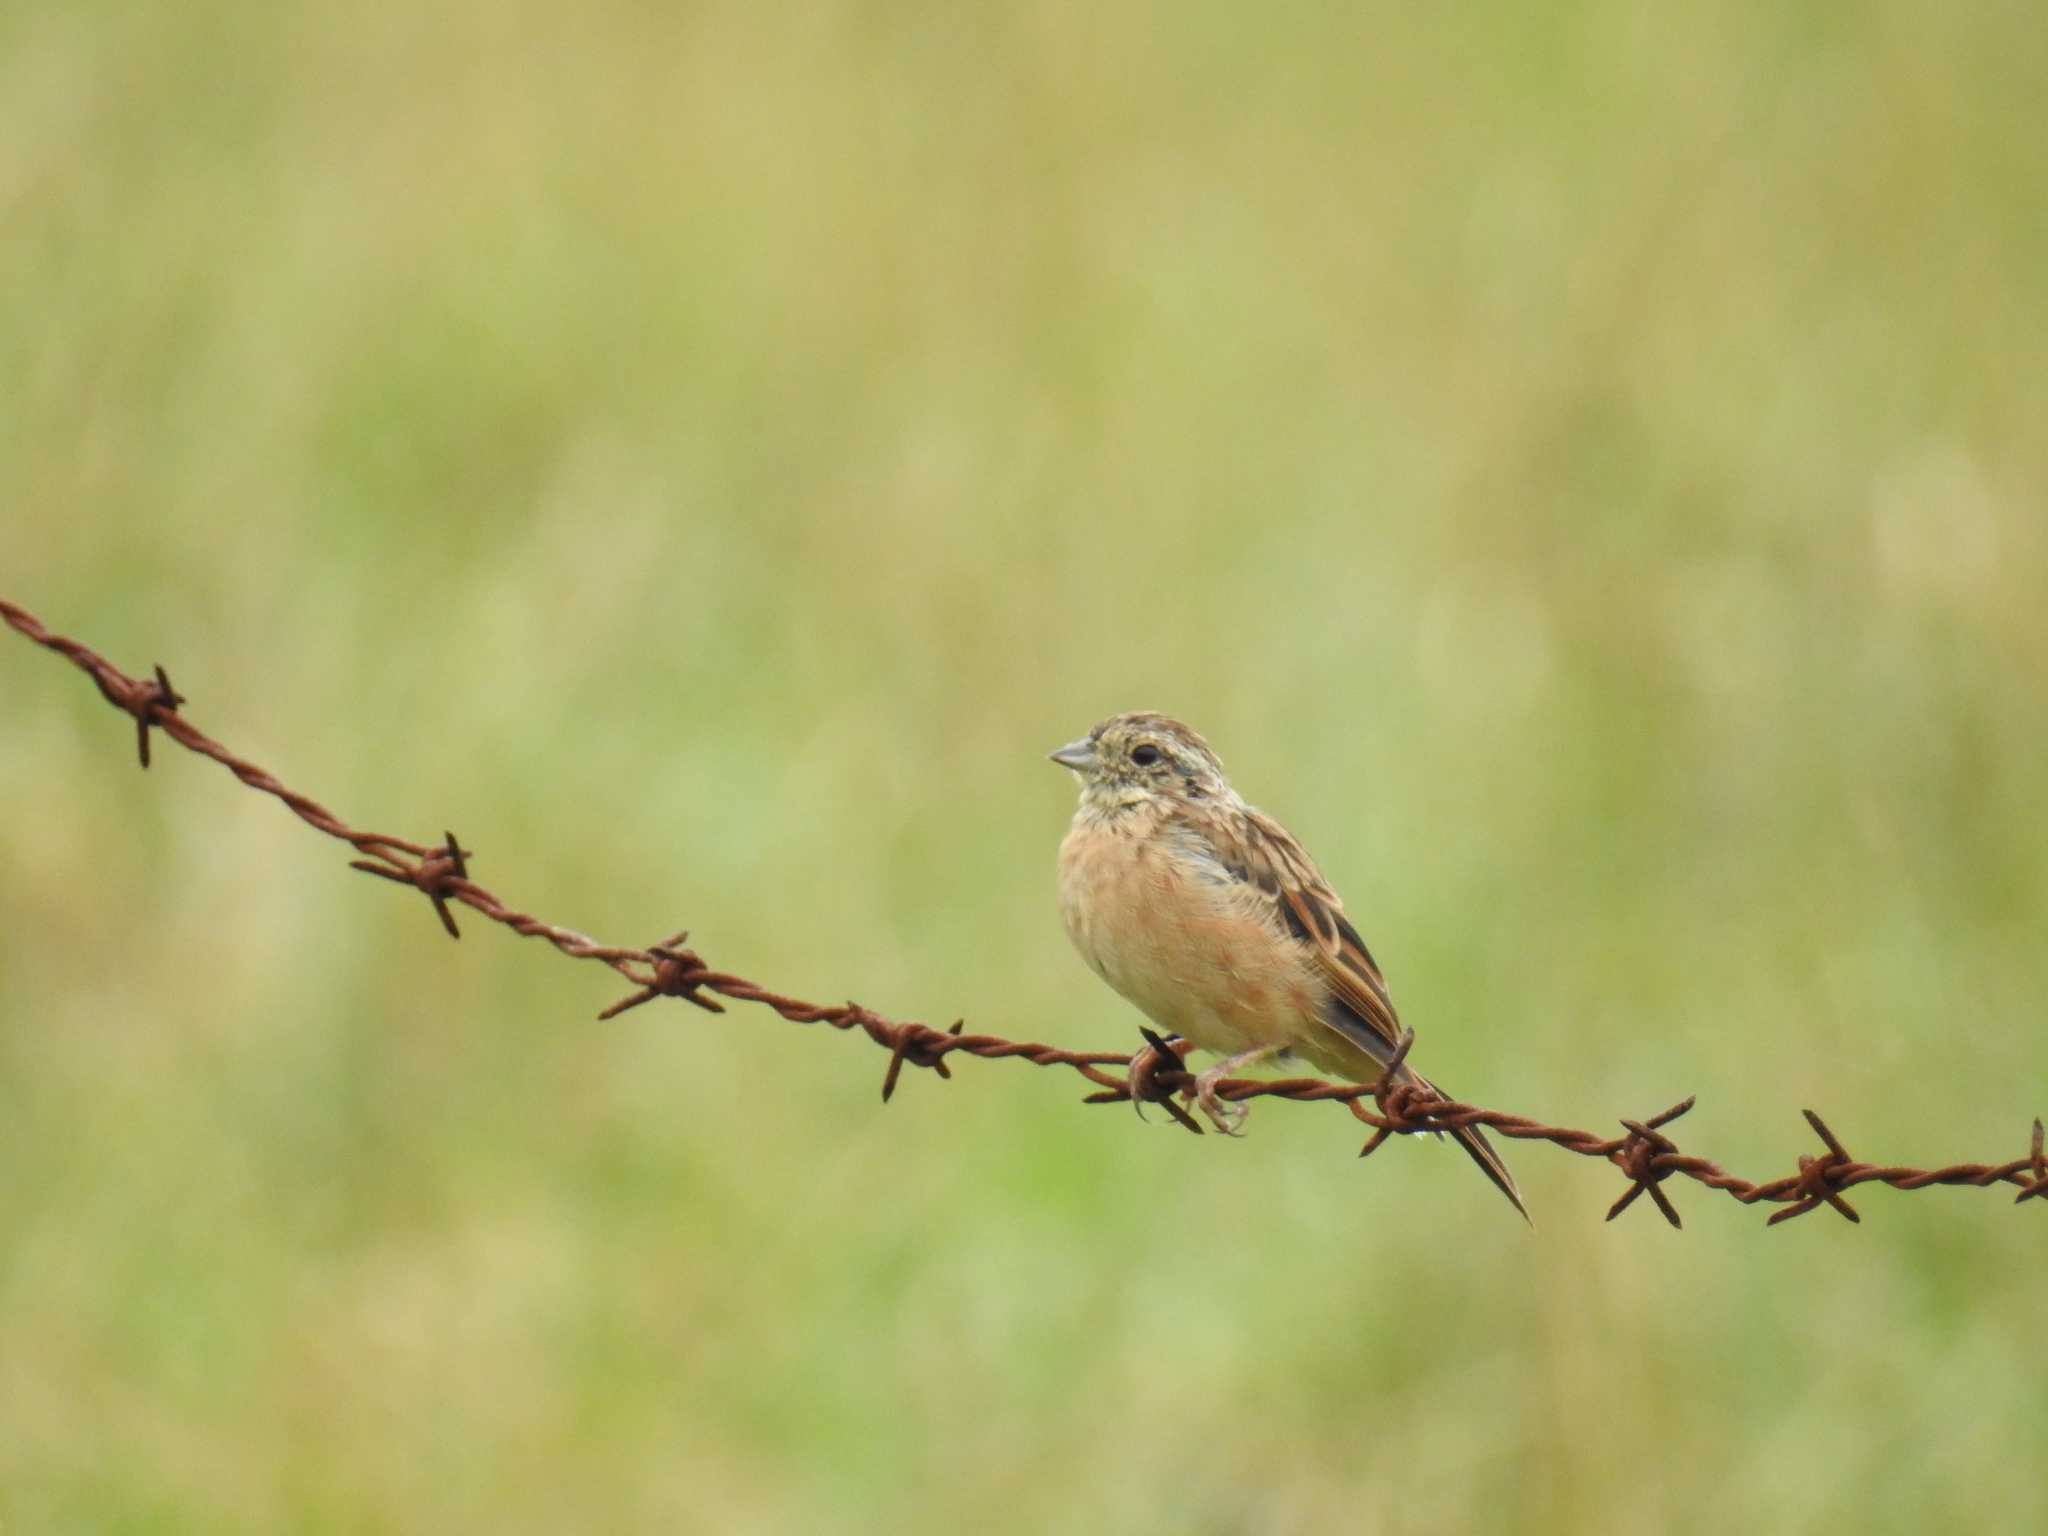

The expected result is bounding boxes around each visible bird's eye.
[1131,744,1162,767]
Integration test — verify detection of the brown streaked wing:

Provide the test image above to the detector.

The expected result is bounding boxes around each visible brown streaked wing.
[1226,810,1530,1220]
[1232,809,1406,1063]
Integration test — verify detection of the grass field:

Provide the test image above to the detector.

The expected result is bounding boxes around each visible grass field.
[4,3,2046,1530]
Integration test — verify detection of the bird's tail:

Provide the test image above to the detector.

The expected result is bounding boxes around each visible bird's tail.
[1417,1073,1530,1224]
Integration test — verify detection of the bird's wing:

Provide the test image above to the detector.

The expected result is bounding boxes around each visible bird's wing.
[1197,803,1530,1219]
[1219,806,1405,1068]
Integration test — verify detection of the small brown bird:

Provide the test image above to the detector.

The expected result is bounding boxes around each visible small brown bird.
[1052,711,1527,1220]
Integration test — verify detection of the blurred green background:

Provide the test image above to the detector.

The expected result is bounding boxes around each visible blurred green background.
[4,2,2046,1530]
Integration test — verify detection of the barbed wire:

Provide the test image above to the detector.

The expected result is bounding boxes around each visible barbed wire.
[6,594,2044,1228]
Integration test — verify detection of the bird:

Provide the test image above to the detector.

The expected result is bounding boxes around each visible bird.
[1051,710,1527,1220]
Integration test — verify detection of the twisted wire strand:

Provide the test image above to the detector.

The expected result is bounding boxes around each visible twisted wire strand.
[7,594,2044,1228]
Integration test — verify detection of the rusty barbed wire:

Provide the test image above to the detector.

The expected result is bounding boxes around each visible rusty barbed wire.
[7,594,2045,1228]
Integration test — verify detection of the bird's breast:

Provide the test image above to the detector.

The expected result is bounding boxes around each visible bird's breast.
[1057,814,1323,1054]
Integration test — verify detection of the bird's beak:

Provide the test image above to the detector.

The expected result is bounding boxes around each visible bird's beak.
[1048,737,1096,773]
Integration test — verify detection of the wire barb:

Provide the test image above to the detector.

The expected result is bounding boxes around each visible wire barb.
[598,933,726,1018]
[2017,1119,2048,1206]
[131,664,185,768]
[875,1016,966,1103]
[350,830,472,939]
[1606,1096,1697,1229]
[7,592,2045,1228]
[79,653,187,768]
[1349,1030,1444,1160]
[1746,1109,1864,1227]
[1108,1029,1204,1136]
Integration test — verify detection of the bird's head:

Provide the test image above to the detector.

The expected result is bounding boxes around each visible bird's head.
[1048,711,1231,812]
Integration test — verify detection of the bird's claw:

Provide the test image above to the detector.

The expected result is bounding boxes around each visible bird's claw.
[1192,1067,1251,1136]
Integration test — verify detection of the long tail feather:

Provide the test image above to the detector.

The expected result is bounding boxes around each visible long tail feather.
[1449,1119,1531,1224]
[1416,1073,1530,1224]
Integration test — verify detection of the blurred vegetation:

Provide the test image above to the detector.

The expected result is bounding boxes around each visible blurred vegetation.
[4,1,2046,1530]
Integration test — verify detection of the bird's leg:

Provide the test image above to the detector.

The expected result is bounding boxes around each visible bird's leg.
[1191,1044,1286,1136]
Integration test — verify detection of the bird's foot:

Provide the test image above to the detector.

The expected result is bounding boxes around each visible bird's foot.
[1190,1045,1286,1136]
[1192,1065,1251,1136]
[1187,1064,1245,1138]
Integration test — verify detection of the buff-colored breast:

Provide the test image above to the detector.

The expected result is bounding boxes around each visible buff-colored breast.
[1057,813,1325,1058]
